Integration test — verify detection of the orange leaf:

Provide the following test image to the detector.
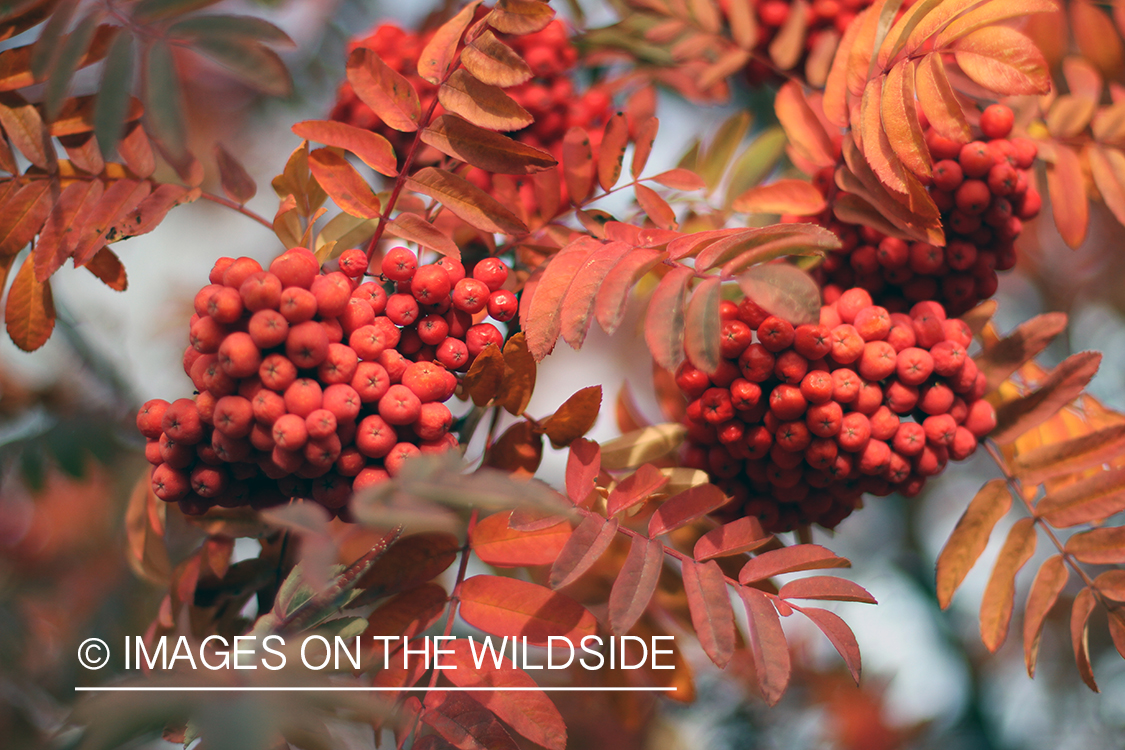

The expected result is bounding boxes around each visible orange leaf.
[837,137,945,244]
[565,438,600,506]
[597,112,628,192]
[683,275,721,375]
[0,180,52,256]
[498,332,536,416]
[457,575,597,646]
[1071,0,1123,78]
[483,420,544,476]
[0,93,55,171]
[769,0,809,70]
[694,517,771,560]
[775,81,836,168]
[731,178,828,215]
[777,576,877,603]
[439,69,532,132]
[976,311,1069,391]
[461,30,532,88]
[214,143,256,204]
[993,351,1102,444]
[952,27,1050,95]
[125,184,195,239]
[937,0,1060,48]
[1069,528,1125,564]
[1070,587,1099,692]
[1023,554,1068,677]
[422,114,556,175]
[935,479,1012,608]
[739,544,851,583]
[1095,569,1125,600]
[5,255,54,351]
[980,517,1037,652]
[644,265,692,371]
[85,247,127,291]
[73,179,151,265]
[1087,145,1125,229]
[832,192,914,240]
[728,0,759,49]
[562,126,595,204]
[631,117,660,178]
[634,183,677,230]
[607,463,669,517]
[487,0,555,34]
[594,246,665,336]
[292,120,397,177]
[470,510,571,567]
[875,0,942,67]
[356,532,460,599]
[735,263,821,325]
[346,47,421,132]
[463,342,504,406]
[364,583,448,640]
[795,605,862,684]
[608,535,663,635]
[308,147,381,219]
[683,559,736,668]
[1044,143,1088,249]
[559,240,630,350]
[822,8,863,127]
[648,483,727,537]
[1038,466,1125,528]
[860,76,910,194]
[418,0,481,84]
[881,59,931,178]
[524,236,600,360]
[422,690,519,750]
[915,53,971,144]
[549,514,618,589]
[407,166,527,235]
[900,0,983,58]
[543,385,602,448]
[846,0,902,98]
[386,212,459,259]
[740,588,790,704]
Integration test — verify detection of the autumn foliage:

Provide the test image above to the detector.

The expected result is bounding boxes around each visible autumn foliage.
[3,0,1125,748]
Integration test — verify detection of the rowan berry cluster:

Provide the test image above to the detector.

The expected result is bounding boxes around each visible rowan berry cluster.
[678,289,997,532]
[331,20,613,163]
[138,246,515,517]
[810,105,1040,316]
[739,0,879,83]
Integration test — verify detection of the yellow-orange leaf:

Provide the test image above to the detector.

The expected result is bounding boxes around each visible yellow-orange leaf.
[769,0,808,70]
[1023,555,1068,677]
[915,52,971,144]
[599,423,687,471]
[439,69,532,132]
[1038,466,1125,528]
[823,7,864,127]
[346,48,420,133]
[462,30,533,88]
[901,0,985,58]
[0,93,54,171]
[935,479,1012,609]
[992,351,1101,444]
[1071,587,1099,692]
[1095,569,1125,601]
[952,27,1050,96]
[418,0,481,84]
[422,114,555,174]
[487,0,555,35]
[308,148,381,219]
[876,0,945,68]
[407,166,527,236]
[650,168,707,191]
[936,0,1058,48]
[543,386,602,448]
[292,120,397,177]
[775,81,837,168]
[1013,423,1125,485]
[976,311,1069,391]
[728,0,759,49]
[1044,142,1088,248]
[498,333,536,416]
[384,213,457,259]
[5,255,55,351]
[881,58,931,178]
[980,517,1037,652]
[598,112,628,192]
[732,178,828,215]
[1088,145,1125,228]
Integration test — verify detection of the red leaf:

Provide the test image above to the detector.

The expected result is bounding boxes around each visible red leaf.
[562,127,594,204]
[292,119,397,176]
[980,517,1037,652]
[1023,554,1068,678]
[739,587,790,705]
[559,240,630,349]
[35,180,101,281]
[608,535,663,635]
[422,691,517,750]
[598,112,628,192]
[594,246,666,336]
[648,483,727,537]
[73,178,151,266]
[309,147,382,219]
[634,183,677,230]
[549,514,618,589]
[738,544,850,583]
[794,605,861,684]
[683,558,736,668]
[1094,569,1125,601]
[524,236,600,360]
[1071,587,1099,692]
[364,583,448,641]
[935,479,1012,608]
[444,640,566,750]
[644,265,692,371]
[683,275,721,375]
[777,576,877,603]
[694,517,771,560]
[470,511,571,567]
[606,463,669,517]
[346,47,420,132]
[631,117,659,178]
[649,168,707,191]
[356,532,460,600]
[85,247,127,291]
[457,575,597,646]
[565,438,600,506]
[214,143,256,204]
[0,180,52,256]
[5,255,54,351]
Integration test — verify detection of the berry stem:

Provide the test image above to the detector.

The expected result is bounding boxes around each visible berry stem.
[199,191,274,230]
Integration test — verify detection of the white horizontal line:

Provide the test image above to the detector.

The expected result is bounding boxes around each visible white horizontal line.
[75,686,676,692]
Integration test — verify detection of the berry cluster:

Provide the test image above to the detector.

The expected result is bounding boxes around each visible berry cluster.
[809,105,1040,316]
[678,289,997,533]
[741,0,879,83]
[138,247,515,517]
[331,20,613,164]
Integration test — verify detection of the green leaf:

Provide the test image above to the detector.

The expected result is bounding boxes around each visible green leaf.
[725,127,787,208]
[43,11,100,121]
[94,30,134,158]
[191,35,291,97]
[143,41,186,156]
[699,111,750,191]
[132,0,222,24]
[167,14,295,46]
[30,0,77,80]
